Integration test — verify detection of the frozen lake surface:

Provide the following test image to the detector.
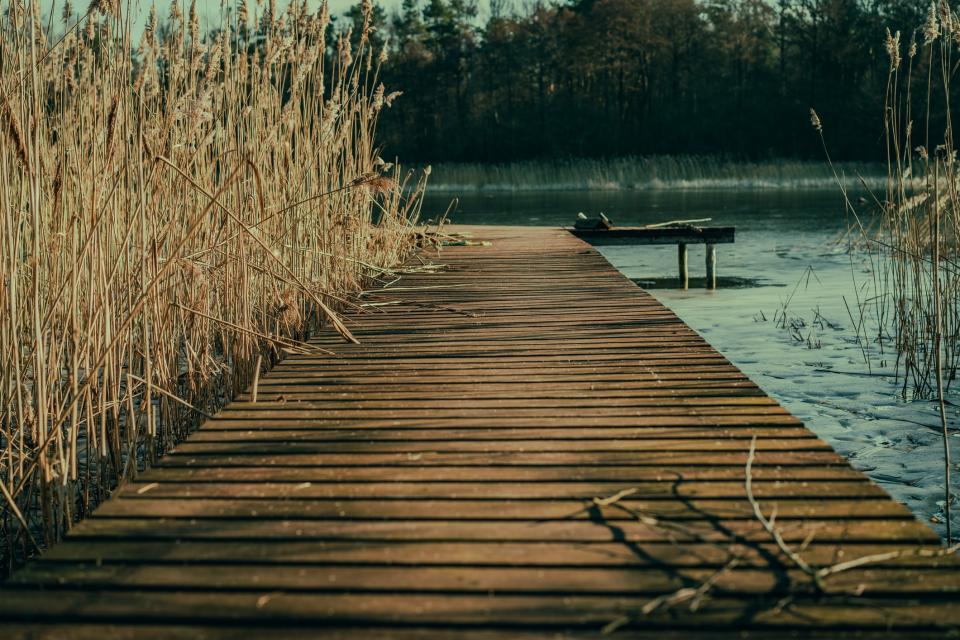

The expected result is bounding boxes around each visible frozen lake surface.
[423,188,960,539]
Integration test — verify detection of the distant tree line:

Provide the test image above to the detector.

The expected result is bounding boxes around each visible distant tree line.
[336,0,937,163]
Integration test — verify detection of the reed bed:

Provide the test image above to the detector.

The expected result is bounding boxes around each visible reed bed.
[424,156,896,193]
[0,0,426,571]
[823,1,960,541]
[867,10,960,401]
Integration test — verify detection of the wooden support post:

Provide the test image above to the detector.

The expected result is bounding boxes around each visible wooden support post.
[678,243,688,289]
[705,243,717,290]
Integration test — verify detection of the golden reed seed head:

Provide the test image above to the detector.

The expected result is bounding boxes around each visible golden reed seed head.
[363,176,395,195]
[318,1,330,32]
[885,28,901,71]
[384,91,402,107]
[52,159,64,206]
[360,0,373,44]
[88,0,118,17]
[809,109,822,132]
[1,96,29,171]
[145,5,157,42]
[926,2,940,44]
[189,0,199,44]
[105,95,120,158]
[204,45,222,83]
[939,0,954,35]
[339,31,353,67]
[277,289,302,328]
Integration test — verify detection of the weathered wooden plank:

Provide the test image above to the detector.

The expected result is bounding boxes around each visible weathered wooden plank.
[197,416,806,430]
[67,517,938,544]
[233,381,766,395]
[218,397,784,411]
[138,465,868,482]
[11,562,960,596]
[116,479,887,500]
[38,539,954,569]
[156,450,846,467]
[90,496,912,521]
[169,438,831,454]
[236,378,764,391]
[187,427,815,441]
[3,626,955,640]
[206,405,795,419]
[261,360,742,374]
[2,590,958,628]
[240,366,754,383]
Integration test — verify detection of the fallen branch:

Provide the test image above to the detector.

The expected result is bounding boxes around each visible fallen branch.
[644,217,713,229]
[745,435,824,590]
[251,355,263,403]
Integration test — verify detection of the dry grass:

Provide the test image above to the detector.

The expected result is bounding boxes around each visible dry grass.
[0,0,426,571]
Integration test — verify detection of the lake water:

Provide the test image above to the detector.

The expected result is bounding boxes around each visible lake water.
[422,189,959,540]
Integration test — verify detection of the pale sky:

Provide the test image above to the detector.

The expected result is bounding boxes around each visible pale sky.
[33,0,499,42]
[37,1,407,36]
[34,0,487,31]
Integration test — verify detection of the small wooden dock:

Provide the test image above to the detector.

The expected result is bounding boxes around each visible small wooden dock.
[571,225,735,289]
[1,225,958,638]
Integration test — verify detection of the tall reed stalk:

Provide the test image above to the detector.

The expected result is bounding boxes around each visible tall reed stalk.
[0,0,426,572]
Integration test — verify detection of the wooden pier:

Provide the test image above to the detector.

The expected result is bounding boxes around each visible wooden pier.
[1,225,958,638]
[571,225,735,289]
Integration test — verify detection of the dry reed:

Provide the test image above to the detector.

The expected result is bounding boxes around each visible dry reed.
[0,0,427,572]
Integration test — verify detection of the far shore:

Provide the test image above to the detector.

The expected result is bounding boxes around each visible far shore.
[418,156,899,192]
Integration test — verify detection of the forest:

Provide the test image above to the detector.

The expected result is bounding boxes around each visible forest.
[337,0,937,163]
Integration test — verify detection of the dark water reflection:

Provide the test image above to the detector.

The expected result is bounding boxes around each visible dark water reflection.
[422,188,864,234]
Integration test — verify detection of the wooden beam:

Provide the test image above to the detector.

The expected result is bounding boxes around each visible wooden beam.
[678,243,689,289]
[569,226,735,246]
[706,243,717,289]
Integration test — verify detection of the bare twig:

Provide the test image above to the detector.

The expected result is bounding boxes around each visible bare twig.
[745,436,824,590]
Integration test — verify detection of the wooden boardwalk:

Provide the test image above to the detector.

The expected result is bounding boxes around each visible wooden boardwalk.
[2,225,958,638]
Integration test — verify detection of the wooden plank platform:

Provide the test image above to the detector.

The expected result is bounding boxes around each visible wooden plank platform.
[1,225,957,639]
[570,225,734,289]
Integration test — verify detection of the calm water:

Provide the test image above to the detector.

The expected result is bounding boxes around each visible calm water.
[422,189,958,538]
